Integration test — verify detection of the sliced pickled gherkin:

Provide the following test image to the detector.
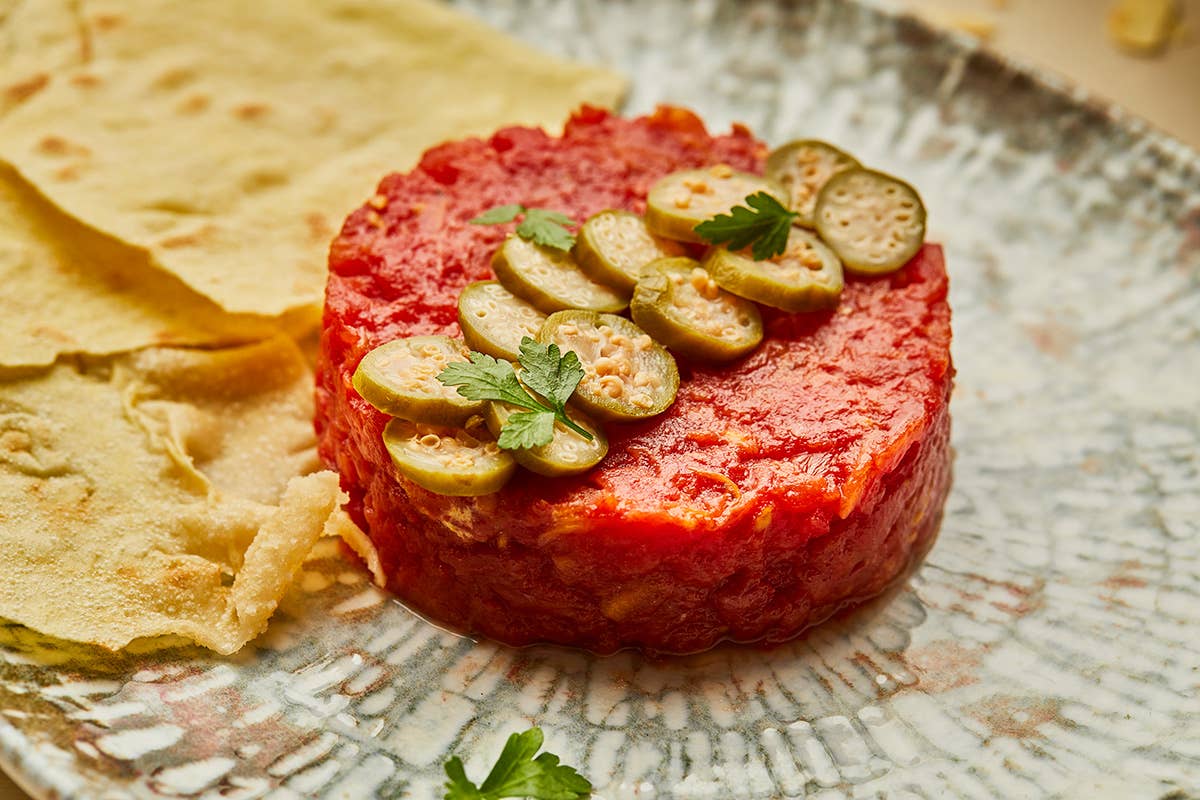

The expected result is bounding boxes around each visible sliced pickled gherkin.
[485,402,608,477]
[491,235,627,314]
[645,166,784,244]
[573,210,686,292]
[382,417,515,496]
[703,227,844,313]
[631,258,763,362]
[457,281,548,361]
[353,336,485,425]
[538,310,678,422]
[766,140,860,227]
[813,168,927,275]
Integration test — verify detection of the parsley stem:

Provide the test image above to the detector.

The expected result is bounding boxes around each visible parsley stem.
[507,393,593,442]
[522,394,594,441]
[558,413,594,441]
[504,396,551,413]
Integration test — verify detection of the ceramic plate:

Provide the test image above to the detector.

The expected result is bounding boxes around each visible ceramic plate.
[2,1,1199,798]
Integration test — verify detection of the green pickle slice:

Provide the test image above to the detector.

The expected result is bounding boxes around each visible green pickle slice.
[538,310,679,422]
[631,257,763,362]
[573,210,686,292]
[457,281,547,361]
[491,235,627,314]
[645,165,784,244]
[485,402,608,477]
[813,168,927,275]
[353,335,485,425]
[704,226,844,313]
[766,139,860,227]
[382,417,515,496]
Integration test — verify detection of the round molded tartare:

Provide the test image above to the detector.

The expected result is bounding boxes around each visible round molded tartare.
[316,107,953,654]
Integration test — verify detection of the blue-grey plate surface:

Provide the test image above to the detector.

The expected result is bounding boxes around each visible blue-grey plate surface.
[2,1,1199,798]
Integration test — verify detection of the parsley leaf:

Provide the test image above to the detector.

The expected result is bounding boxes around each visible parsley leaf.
[470,204,578,251]
[517,209,577,251]
[444,757,484,800]
[693,191,799,260]
[470,204,524,225]
[437,352,540,411]
[444,728,592,800]
[516,339,585,414]
[497,411,556,450]
[437,338,593,448]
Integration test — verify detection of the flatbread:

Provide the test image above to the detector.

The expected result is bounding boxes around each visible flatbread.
[0,337,343,654]
[0,0,89,118]
[0,0,626,317]
[0,163,290,367]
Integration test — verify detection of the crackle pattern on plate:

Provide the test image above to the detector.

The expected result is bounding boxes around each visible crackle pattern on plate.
[2,0,1199,798]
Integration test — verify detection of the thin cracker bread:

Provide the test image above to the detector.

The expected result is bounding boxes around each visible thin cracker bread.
[0,337,343,654]
[0,0,626,317]
[0,163,287,367]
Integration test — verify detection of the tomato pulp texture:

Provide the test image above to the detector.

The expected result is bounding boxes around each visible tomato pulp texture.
[317,107,953,654]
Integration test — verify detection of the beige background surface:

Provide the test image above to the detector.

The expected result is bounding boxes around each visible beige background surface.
[904,0,1200,147]
[0,0,1196,798]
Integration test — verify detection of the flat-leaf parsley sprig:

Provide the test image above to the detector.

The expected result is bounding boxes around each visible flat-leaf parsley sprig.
[443,727,592,800]
[693,191,799,260]
[438,337,592,450]
[470,204,579,251]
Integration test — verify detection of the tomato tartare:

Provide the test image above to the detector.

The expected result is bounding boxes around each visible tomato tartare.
[316,107,953,654]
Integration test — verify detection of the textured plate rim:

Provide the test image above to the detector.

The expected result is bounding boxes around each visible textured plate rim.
[1,0,1198,797]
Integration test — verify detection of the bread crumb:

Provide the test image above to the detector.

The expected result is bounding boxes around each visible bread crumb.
[1108,0,1179,55]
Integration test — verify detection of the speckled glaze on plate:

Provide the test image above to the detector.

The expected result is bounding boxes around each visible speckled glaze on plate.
[3,1,1199,798]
